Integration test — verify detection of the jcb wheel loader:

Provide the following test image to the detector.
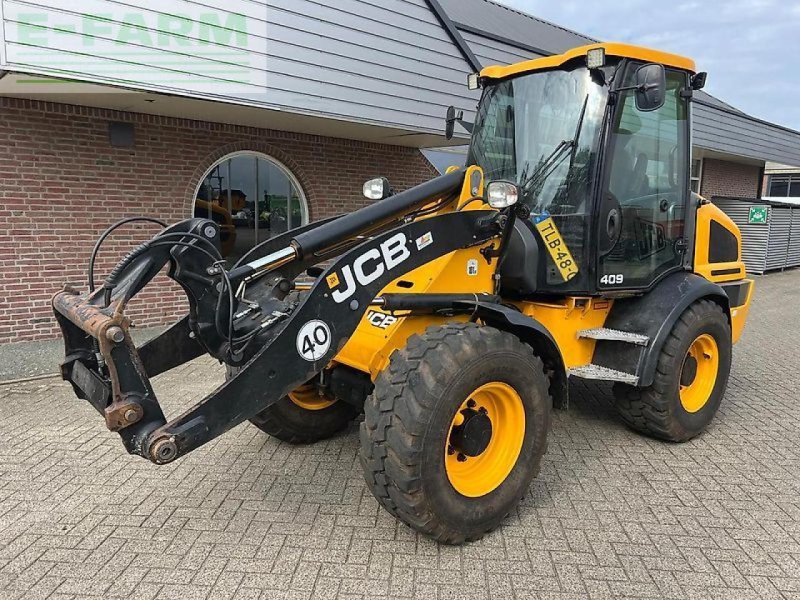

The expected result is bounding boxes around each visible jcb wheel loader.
[53,43,754,544]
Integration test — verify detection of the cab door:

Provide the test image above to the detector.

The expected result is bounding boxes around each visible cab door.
[597,65,691,290]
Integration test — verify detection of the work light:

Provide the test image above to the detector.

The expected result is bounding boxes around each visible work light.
[586,48,606,69]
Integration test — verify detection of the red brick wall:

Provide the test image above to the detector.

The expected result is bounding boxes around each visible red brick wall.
[700,158,762,199]
[0,98,438,344]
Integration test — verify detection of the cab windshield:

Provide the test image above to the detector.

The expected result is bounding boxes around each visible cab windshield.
[467,67,607,214]
[467,67,608,291]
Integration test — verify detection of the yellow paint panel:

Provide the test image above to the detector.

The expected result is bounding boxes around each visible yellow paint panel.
[694,202,747,283]
[516,298,613,368]
[730,279,755,344]
[481,42,696,81]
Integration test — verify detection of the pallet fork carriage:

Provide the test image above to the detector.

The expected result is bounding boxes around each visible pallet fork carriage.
[54,43,754,543]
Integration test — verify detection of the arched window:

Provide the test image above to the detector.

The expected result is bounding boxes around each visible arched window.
[193,151,308,263]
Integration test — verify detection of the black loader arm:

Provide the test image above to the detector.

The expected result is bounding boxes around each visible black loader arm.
[52,170,503,464]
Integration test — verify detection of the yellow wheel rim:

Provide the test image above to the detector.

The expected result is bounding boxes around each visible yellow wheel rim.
[679,334,719,413]
[445,382,526,498]
[288,384,337,411]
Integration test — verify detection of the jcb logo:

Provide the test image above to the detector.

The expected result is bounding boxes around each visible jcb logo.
[367,311,398,330]
[329,233,411,304]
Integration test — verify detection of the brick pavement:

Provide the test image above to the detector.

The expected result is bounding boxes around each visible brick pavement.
[0,271,798,599]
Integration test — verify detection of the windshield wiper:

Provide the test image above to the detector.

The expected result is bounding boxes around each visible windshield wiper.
[519,93,590,202]
[563,94,591,199]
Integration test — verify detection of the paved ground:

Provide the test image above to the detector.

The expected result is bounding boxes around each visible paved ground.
[0,327,167,381]
[0,271,798,600]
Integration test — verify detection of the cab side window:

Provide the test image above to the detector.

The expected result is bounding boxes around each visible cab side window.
[600,67,689,288]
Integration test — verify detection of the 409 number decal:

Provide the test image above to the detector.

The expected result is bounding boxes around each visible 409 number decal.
[296,320,332,362]
[600,274,624,286]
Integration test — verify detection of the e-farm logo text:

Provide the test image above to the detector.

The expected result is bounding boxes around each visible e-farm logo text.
[7,8,268,93]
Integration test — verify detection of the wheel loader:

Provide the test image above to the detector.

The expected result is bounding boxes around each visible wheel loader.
[53,43,754,543]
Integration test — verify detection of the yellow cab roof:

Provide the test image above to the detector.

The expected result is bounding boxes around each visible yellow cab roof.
[480,42,697,81]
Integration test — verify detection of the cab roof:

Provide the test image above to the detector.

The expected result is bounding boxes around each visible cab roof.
[480,42,697,81]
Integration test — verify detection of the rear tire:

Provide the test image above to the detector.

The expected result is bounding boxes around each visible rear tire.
[226,366,357,444]
[360,323,551,544]
[249,387,357,444]
[613,299,731,442]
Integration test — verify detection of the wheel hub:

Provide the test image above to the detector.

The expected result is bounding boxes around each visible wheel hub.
[680,355,698,387]
[679,334,720,414]
[450,408,493,457]
[444,382,526,498]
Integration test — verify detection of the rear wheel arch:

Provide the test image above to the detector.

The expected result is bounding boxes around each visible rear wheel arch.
[595,272,731,388]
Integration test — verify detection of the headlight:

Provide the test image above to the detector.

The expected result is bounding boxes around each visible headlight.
[363,177,392,201]
[486,181,519,209]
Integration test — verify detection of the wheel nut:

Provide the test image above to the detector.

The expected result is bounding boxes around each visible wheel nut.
[447,445,455,455]
[457,453,467,462]
[467,399,476,408]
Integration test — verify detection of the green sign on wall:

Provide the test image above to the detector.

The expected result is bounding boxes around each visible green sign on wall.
[748,206,769,225]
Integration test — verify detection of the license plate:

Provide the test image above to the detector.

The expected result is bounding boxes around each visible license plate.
[533,212,579,282]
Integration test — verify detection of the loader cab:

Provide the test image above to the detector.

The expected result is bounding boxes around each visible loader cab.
[468,43,698,297]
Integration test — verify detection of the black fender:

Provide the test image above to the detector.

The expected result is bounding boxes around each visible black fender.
[594,272,730,388]
[472,302,569,409]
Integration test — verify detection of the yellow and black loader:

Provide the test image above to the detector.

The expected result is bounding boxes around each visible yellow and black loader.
[52,43,753,543]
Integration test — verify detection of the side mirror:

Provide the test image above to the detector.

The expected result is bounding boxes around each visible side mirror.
[634,63,666,112]
[363,177,393,201]
[691,72,708,91]
[445,106,459,140]
[445,106,474,139]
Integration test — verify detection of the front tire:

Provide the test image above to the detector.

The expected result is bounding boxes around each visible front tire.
[360,323,551,544]
[613,299,731,442]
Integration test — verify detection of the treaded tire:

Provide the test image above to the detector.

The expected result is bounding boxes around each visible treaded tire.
[613,299,731,442]
[249,396,357,444]
[226,366,357,444]
[360,323,551,544]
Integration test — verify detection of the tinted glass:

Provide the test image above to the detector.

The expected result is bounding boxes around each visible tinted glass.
[600,67,690,289]
[468,68,607,291]
[194,154,307,264]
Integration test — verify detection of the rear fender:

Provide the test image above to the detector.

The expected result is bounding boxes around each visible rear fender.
[593,272,729,387]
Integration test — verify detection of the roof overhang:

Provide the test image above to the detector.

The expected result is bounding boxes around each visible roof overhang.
[0,72,461,149]
[480,42,697,81]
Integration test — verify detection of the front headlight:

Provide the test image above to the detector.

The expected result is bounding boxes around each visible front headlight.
[363,177,392,201]
[486,181,519,209]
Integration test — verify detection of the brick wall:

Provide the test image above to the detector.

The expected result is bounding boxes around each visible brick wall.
[700,158,762,199]
[0,98,438,344]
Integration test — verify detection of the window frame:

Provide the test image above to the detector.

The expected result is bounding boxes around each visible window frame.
[691,157,704,194]
[767,174,800,198]
[193,150,309,229]
[596,61,693,292]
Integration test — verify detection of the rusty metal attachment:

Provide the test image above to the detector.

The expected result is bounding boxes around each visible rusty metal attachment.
[149,437,179,464]
[104,398,144,432]
[106,326,125,344]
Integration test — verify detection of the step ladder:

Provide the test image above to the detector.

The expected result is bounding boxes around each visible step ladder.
[569,328,651,385]
[568,364,639,385]
[577,328,650,346]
